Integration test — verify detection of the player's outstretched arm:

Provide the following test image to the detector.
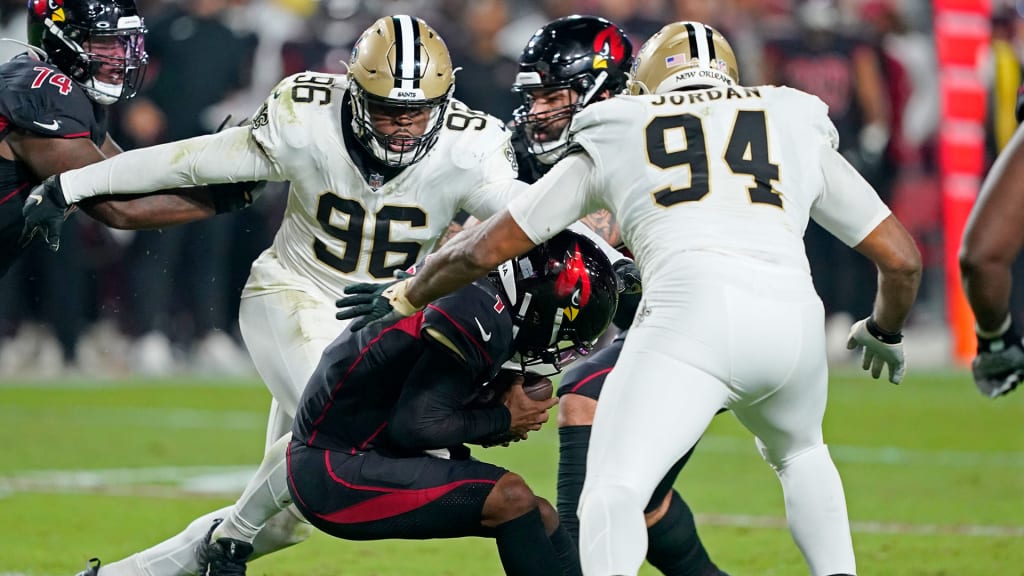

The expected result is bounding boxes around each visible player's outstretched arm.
[80,134,262,229]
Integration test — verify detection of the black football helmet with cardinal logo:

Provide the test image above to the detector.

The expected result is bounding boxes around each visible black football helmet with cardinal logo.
[27,0,148,104]
[492,230,618,371]
[512,15,633,164]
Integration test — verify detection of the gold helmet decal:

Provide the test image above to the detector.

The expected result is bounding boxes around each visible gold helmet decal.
[630,21,739,95]
[349,15,453,103]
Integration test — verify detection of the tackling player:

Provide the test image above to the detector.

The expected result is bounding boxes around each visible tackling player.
[1,0,255,278]
[288,230,617,576]
[22,14,578,576]
[335,21,923,576]
[508,15,726,576]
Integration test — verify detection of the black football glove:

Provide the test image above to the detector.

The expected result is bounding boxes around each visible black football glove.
[21,175,70,252]
[335,270,417,331]
[972,321,1024,399]
[612,259,642,330]
[209,180,266,214]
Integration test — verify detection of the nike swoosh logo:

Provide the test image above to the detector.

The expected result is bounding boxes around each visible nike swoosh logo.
[474,317,492,342]
[28,193,42,205]
[32,120,60,130]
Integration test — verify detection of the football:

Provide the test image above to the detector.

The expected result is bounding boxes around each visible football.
[522,372,554,401]
[472,369,553,407]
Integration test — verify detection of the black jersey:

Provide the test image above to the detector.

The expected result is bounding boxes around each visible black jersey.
[292,278,516,456]
[0,54,107,276]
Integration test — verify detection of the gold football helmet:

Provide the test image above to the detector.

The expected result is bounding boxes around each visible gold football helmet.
[348,15,454,167]
[629,21,739,95]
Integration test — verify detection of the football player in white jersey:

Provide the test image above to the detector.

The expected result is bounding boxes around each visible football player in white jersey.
[23,15,534,576]
[335,21,923,576]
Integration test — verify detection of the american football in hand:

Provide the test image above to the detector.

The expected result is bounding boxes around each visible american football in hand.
[472,369,553,407]
[522,372,553,401]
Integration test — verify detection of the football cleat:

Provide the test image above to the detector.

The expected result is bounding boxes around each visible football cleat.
[74,557,101,576]
[195,520,254,576]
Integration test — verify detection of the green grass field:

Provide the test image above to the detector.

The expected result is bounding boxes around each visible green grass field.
[1,369,1021,575]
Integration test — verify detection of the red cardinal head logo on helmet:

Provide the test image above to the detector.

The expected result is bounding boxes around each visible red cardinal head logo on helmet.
[592,26,626,70]
[555,243,592,321]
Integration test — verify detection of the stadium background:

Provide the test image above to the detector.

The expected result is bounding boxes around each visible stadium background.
[0,0,1021,574]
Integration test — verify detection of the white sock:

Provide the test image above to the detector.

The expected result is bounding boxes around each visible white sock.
[96,508,230,576]
[776,444,857,576]
[212,435,293,544]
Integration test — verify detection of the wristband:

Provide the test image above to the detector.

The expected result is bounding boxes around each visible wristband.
[866,316,903,344]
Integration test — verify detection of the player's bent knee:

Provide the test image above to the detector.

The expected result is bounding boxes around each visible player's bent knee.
[250,508,313,559]
[557,394,598,427]
[536,496,560,535]
[482,472,538,527]
[757,438,828,473]
[579,482,646,522]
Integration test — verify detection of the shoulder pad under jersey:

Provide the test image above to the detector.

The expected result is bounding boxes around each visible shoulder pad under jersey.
[250,71,347,161]
[442,100,515,172]
[0,56,95,138]
[422,279,514,379]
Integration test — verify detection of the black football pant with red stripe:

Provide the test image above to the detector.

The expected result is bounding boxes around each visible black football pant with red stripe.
[287,441,574,575]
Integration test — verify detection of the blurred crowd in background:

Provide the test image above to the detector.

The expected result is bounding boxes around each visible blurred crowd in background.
[0,0,1019,378]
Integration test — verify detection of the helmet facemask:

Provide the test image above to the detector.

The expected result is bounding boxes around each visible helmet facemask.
[349,79,451,168]
[40,14,147,105]
[512,69,610,165]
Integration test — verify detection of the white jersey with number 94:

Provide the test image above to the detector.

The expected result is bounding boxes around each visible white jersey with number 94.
[509,85,891,291]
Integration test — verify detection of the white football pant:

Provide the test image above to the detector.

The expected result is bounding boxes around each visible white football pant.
[578,255,856,576]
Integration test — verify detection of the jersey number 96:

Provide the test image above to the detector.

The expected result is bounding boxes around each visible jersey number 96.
[314,193,428,278]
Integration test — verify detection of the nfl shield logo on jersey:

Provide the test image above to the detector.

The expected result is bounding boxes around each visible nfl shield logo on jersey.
[368,172,384,189]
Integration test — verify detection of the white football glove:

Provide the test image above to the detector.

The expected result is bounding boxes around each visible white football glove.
[846,317,905,384]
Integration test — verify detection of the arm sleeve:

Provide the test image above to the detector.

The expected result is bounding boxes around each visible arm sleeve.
[386,341,511,450]
[507,152,600,244]
[810,145,892,247]
[59,126,283,204]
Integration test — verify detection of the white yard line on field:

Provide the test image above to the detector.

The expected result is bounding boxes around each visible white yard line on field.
[697,435,1024,469]
[2,465,1023,539]
[697,513,1024,537]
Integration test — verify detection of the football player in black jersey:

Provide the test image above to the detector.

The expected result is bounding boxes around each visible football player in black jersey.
[285,230,617,576]
[0,0,255,277]
[507,16,727,576]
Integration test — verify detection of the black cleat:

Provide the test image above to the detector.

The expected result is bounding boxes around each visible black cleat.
[74,558,101,576]
[196,520,254,576]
